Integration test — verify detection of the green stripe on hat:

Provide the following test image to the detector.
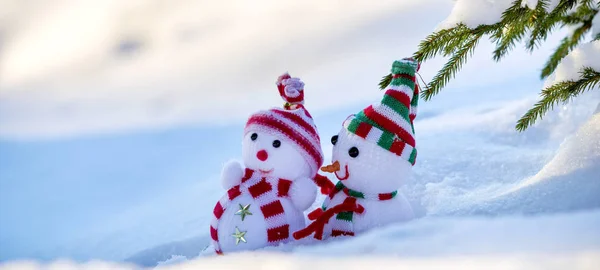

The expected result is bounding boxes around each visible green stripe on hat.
[377,130,395,150]
[355,111,384,131]
[346,117,361,134]
[409,148,417,165]
[380,95,412,124]
[390,77,415,90]
[411,93,419,108]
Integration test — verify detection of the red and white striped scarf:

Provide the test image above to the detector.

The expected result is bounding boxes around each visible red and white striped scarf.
[293,181,397,240]
[210,168,292,254]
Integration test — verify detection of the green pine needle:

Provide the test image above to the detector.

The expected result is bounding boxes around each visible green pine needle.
[422,32,484,100]
[516,67,600,131]
[527,0,577,51]
[379,74,393,90]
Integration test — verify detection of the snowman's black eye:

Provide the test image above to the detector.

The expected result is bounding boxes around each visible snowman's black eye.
[348,147,359,158]
[272,140,281,148]
[331,135,338,145]
[250,133,258,141]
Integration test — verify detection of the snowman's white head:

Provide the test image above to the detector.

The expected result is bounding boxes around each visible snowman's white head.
[242,130,311,180]
[329,128,412,194]
[241,73,323,180]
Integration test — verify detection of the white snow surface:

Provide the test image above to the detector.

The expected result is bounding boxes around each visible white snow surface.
[544,40,600,87]
[521,0,562,11]
[2,210,600,269]
[521,0,539,9]
[1,1,600,269]
[592,9,600,38]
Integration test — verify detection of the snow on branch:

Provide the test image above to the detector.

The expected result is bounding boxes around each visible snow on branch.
[545,40,600,87]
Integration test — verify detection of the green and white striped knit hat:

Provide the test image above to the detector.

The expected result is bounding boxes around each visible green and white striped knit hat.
[343,58,419,165]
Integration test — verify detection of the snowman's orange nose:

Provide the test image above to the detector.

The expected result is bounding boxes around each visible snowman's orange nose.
[257,150,268,161]
[321,161,340,173]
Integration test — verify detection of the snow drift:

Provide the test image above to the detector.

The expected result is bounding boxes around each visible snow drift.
[461,107,600,215]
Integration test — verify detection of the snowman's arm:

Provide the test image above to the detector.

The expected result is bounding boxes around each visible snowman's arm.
[289,177,317,211]
[220,160,244,190]
[313,174,335,195]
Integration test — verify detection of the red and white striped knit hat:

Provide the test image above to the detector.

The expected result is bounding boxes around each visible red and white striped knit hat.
[343,58,420,165]
[244,73,323,176]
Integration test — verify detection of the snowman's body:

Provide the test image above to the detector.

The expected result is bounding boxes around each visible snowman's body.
[214,171,306,252]
[211,129,319,254]
[322,188,414,236]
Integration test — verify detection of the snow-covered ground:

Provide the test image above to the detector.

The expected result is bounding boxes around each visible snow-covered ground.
[1,0,599,269]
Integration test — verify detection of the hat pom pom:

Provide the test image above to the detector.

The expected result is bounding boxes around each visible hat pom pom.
[401,57,421,72]
[276,73,305,108]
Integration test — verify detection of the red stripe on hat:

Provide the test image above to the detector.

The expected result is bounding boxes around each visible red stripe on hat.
[210,226,218,241]
[392,73,416,82]
[271,109,319,141]
[248,178,272,198]
[213,202,224,219]
[354,122,372,138]
[227,185,241,200]
[301,105,313,118]
[277,179,292,197]
[363,106,416,147]
[284,91,304,104]
[385,89,411,108]
[261,200,285,218]
[267,224,290,242]
[247,115,323,171]
[389,139,406,156]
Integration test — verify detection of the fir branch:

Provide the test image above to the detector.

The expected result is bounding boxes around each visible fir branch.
[526,0,564,50]
[379,74,393,90]
[442,29,472,56]
[422,33,484,100]
[516,67,600,131]
[414,25,471,62]
[493,5,530,61]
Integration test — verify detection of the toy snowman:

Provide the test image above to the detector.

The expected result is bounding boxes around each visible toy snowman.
[294,59,418,240]
[209,73,329,254]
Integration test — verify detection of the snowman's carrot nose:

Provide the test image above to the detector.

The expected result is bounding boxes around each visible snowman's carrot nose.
[321,161,340,173]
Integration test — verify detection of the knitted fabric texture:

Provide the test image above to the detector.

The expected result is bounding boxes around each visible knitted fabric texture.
[210,168,293,254]
[293,181,397,240]
[344,58,420,165]
[245,74,323,177]
[324,181,398,237]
